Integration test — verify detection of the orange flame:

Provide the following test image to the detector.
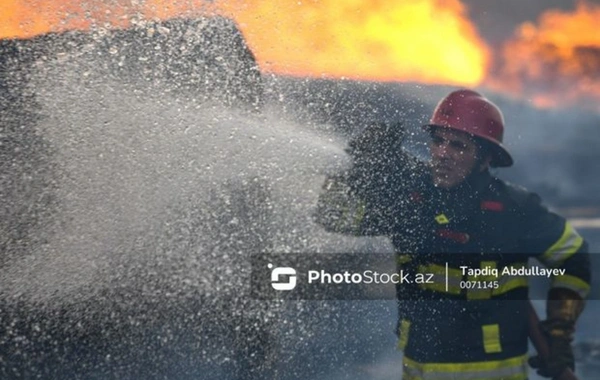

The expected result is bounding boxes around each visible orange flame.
[0,1,214,36]
[0,0,489,86]
[487,1,600,111]
[218,0,489,85]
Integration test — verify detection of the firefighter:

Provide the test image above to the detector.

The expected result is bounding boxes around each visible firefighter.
[314,89,591,379]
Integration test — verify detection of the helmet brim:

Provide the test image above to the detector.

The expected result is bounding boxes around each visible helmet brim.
[486,141,513,168]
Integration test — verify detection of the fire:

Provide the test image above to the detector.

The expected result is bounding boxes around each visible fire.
[488,1,600,111]
[3,0,600,110]
[0,0,488,86]
[0,1,213,36]
[218,0,489,85]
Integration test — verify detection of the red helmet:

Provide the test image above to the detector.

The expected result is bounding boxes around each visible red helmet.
[425,89,513,167]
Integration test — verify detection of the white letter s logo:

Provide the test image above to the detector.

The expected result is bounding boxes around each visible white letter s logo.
[270,265,297,291]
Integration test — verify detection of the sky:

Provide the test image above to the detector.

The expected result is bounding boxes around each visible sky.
[463,0,600,45]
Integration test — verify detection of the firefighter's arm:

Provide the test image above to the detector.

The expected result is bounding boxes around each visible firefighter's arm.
[314,173,369,235]
[313,122,408,236]
[522,193,591,377]
[532,236,589,378]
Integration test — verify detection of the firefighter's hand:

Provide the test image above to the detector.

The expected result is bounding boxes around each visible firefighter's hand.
[347,122,405,165]
[528,319,575,378]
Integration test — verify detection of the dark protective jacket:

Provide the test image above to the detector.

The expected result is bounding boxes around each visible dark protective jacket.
[315,154,591,380]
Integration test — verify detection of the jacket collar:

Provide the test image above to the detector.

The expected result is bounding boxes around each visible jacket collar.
[428,169,493,206]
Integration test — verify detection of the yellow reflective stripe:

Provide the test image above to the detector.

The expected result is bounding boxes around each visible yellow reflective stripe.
[397,319,411,350]
[420,278,461,295]
[418,264,462,295]
[403,370,527,380]
[435,213,449,224]
[403,354,528,380]
[493,262,528,296]
[320,177,366,234]
[482,324,502,354]
[467,262,498,300]
[397,254,412,265]
[415,263,529,298]
[335,199,366,234]
[353,201,366,226]
[467,263,529,299]
[552,274,591,299]
[418,272,459,294]
[467,288,492,300]
[492,276,528,296]
[540,222,583,267]
[480,261,497,273]
[418,263,451,276]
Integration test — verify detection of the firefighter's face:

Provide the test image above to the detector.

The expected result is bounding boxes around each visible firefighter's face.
[429,128,489,189]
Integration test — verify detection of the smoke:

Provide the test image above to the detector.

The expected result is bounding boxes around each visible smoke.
[481,1,600,111]
[462,0,580,46]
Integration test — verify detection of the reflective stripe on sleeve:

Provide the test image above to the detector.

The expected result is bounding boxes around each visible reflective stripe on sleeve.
[482,324,502,354]
[316,176,366,234]
[397,254,413,265]
[467,261,497,300]
[492,263,528,297]
[551,274,591,299]
[335,199,366,234]
[539,222,583,268]
[397,319,411,350]
[418,264,462,295]
[416,263,528,299]
[492,275,528,296]
[403,354,528,380]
